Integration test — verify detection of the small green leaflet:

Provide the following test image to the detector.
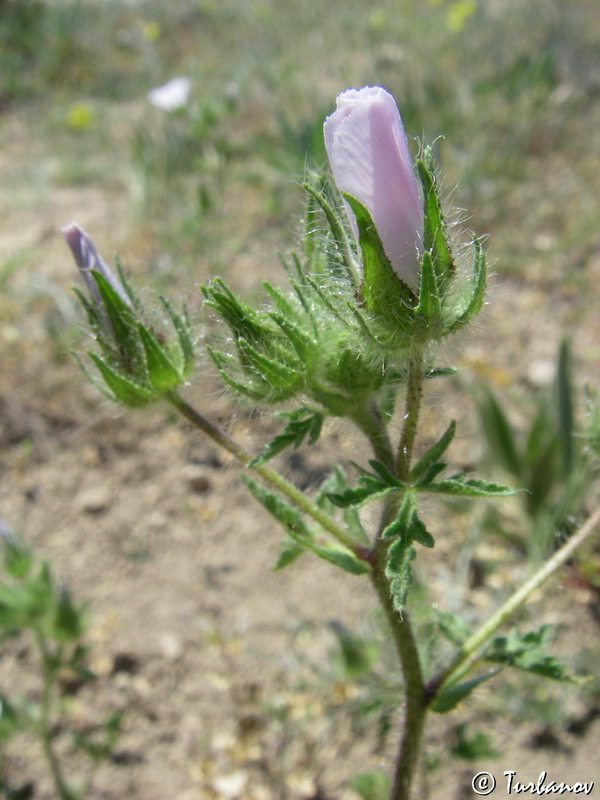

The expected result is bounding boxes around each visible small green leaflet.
[348,772,390,800]
[285,533,371,575]
[242,475,370,575]
[436,611,471,646]
[384,536,415,614]
[421,476,514,498]
[242,475,311,537]
[2,529,33,580]
[382,492,434,613]
[431,671,500,714]
[316,465,368,544]
[249,408,324,467]
[484,625,580,682]
[53,587,85,641]
[410,420,456,484]
[327,460,405,508]
[202,277,273,347]
[273,540,304,571]
[269,312,318,361]
[381,492,434,548]
[425,366,457,379]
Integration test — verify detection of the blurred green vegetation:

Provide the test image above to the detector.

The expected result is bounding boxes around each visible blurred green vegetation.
[1,0,599,283]
[1,2,599,793]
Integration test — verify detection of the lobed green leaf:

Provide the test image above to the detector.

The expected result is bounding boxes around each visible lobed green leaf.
[381,492,434,548]
[249,408,324,467]
[485,626,579,682]
[316,466,368,544]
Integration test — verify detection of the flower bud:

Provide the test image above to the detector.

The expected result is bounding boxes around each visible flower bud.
[64,223,195,407]
[323,86,422,289]
[62,222,132,309]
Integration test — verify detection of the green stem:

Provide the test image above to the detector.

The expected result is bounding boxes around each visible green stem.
[371,544,427,800]
[360,352,428,800]
[396,350,425,481]
[34,632,73,800]
[166,390,361,552]
[352,398,396,473]
[432,504,600,695]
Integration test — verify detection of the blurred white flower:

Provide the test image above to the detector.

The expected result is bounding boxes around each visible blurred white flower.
[147,76,191,112]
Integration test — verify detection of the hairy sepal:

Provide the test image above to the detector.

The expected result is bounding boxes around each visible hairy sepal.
[416,150,454,292]
[343,193,416,339]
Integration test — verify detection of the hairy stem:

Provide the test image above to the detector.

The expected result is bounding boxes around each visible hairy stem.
[352,398,396,473]
[362,351,428,800]
[371,544,427,800]
[166,390,361,552]
[396,350,425,481]
[431,505,600,695]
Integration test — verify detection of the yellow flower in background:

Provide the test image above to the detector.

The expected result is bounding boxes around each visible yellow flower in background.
[367,9,387,33]
[447,0,476,32]
[65,102,94,132]
[142,21,160,41]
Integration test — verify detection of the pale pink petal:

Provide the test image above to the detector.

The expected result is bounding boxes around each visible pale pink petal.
[324,86,422,288]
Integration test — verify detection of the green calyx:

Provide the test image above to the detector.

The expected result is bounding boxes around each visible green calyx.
[203,160,487,421]
[75,269,195,407]
[337,149,487,347]
[202,272,389,415]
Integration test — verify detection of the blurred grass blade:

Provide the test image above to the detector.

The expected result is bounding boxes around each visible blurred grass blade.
[555,338,574,474]
[478,386,522,479]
